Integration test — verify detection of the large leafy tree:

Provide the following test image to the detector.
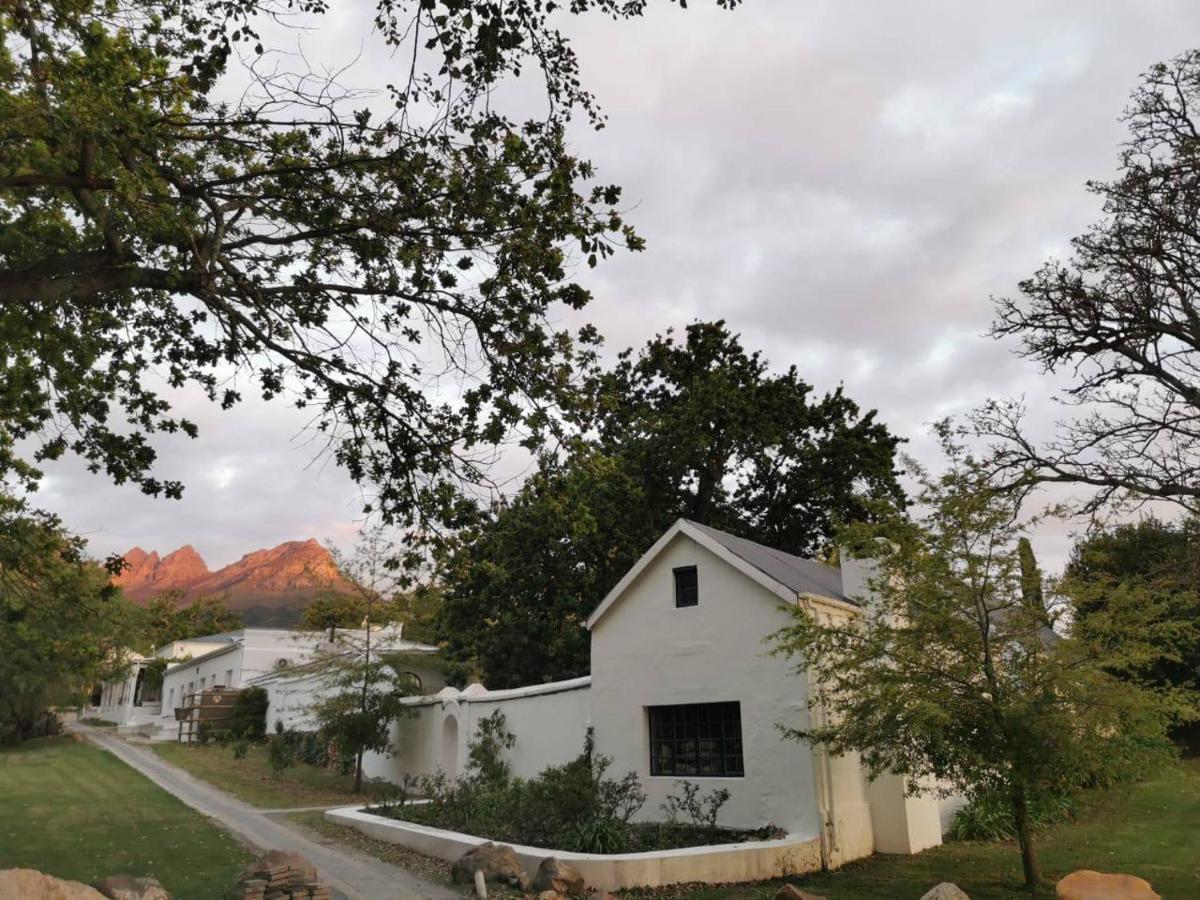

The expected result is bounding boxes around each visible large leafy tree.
[137,590,243,650]
[978,51,1200,512]
[0,0,734,532]
[774,426,1187,893]
[437,449,654,687]
[0,493,139,742]
[583,320,905,555]
[1065,517,1200,746]
[438,324,904,687]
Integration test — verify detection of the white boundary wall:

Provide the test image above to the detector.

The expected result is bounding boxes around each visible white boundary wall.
[325,806,822,891]
[367,678,592,783]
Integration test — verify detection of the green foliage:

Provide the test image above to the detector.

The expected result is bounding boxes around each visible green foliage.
[0,0,742,535]
[660,780,731,830]
[438,322,904,686]
[231,738,249,760]
[299,590,369,633]
[387,583,444,645]
[773,423,1185,891]
[267,722,297,777]
[301,528,421,790]
[374,718,773,854]
[1064,518,1200,749]
[438,448,657,687]
[947,791,1076,843]
[229,686,269,742]
[136,592,242,651]
[0,493,140,743]
[466,711,516,786]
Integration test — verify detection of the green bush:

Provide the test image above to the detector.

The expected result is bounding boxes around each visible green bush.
[267,722,297,776]
[230,686,269,741]
[370,718,777,854]
[946,790,1077,842]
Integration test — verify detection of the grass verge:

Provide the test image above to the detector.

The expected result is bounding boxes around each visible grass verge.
[0,736,251,899]
[149,741,391,809]
[621,759,1200,899]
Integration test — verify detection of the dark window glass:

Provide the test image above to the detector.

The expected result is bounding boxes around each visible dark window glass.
[649,702,743,777]
[674,566,699,607]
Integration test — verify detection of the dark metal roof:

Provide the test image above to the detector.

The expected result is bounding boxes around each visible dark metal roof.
[683,520,852,604]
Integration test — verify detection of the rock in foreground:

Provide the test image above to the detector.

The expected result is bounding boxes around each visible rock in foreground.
[532,858,585,897]
[0,868,106,900]
[93,875,172,900]
[1056,870,1160,900]
[919,884,970,900]
[450,843,531,892]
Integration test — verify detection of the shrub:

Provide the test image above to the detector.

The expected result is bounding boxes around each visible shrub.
[660,780,730,831]
[466,710,516,786]
[231,738,250,760]
[267,721,298,776]
[947,790,1077,842]
[371,716,786,854]
[230,686,269,741]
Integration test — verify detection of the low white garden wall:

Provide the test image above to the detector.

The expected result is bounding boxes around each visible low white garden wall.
[324,806,822,891]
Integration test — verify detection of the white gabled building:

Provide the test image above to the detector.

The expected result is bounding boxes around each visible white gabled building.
[88,626,442,740]
[293,518,951,871]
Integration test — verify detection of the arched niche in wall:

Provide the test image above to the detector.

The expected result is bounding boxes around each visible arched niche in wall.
[440,714,460,779]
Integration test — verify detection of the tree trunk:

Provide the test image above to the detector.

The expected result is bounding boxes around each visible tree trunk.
[354,749,364,793]
[1012,783,1040,893]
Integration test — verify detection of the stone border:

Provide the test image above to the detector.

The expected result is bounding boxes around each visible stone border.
[324,806,822,891]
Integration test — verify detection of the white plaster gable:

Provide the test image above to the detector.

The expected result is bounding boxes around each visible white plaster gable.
[586,518,851,630]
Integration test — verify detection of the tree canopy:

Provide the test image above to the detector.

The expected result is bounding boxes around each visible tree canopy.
[582,320,905,555]
[773,426,1186,892]
[0,0,735,535]
[136,591,243,651]
[979,51,1200,513]
[0,493,139,742]
[1064,517,1200,747]
[437,322,904,687]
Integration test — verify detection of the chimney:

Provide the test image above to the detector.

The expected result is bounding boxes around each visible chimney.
[839,538,896,619]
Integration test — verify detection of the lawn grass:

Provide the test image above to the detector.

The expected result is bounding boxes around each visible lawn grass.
[0,736,251,899]
[623,758,1200,900]
[150,741,392,809]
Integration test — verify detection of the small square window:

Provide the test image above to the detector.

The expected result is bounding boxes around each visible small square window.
[674,566,698,607]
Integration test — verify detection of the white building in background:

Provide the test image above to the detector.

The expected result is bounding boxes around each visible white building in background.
[261,518,952,867]
[88,626,442,740]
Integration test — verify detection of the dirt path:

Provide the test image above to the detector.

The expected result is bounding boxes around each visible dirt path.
[70,723,461,900]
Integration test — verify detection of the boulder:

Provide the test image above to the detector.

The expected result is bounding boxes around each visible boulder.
[0,869,106,900]
[774,886,828,900]
[93,876,172,900]
[919,884,970,900]
[532,858,586,897]
[450,843,530,891]
[1056,870,1160,900]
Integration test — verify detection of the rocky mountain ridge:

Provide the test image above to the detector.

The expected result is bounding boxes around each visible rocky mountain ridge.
[115,538,355,623]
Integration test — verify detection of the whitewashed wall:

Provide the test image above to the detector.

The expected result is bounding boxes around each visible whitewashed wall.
[366,679,592,783]
[589,532,826,837]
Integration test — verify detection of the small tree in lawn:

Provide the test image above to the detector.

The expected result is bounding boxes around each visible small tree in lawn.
[774,423,1185,894]
[310,527,420,792]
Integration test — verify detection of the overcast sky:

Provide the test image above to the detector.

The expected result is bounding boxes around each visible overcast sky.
[31,0,1200,572]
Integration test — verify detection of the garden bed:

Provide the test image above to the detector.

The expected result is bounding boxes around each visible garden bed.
[325,805,821,891]
[375,801,784,853]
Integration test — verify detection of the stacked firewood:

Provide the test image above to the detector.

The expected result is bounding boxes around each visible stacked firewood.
[229,851,331,900]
